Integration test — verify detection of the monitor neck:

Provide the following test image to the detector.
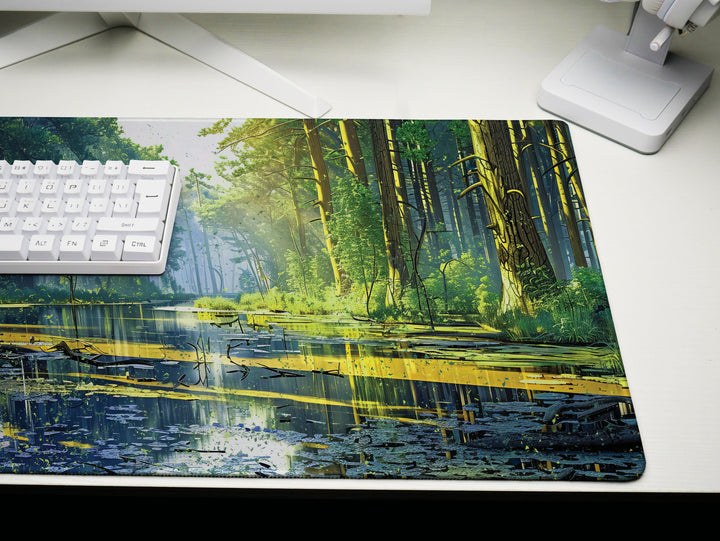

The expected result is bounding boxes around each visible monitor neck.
[625,4,674,65]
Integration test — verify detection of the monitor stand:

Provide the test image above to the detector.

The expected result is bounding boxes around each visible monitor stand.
[0,12,331,117]
[538,7,714,154]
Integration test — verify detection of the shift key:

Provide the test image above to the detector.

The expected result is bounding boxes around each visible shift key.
[96,217,163,238]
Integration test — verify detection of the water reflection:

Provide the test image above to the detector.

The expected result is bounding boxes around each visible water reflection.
[0,303,645,480]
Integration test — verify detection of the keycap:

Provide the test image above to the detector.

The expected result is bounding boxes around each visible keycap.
[0,159,180,274]
[0,235,28,259]
[123,235,160,261]
[28,235,59,261]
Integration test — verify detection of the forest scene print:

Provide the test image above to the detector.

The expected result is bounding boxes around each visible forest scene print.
[0,117,644,481]
[185,118,610,343]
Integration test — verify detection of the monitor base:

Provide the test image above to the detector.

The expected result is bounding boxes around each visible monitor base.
[0,12,331,117]
[538,21,713,154]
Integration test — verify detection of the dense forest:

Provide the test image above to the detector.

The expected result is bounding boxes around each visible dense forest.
[0,117,615,346]
[189,117,612,345]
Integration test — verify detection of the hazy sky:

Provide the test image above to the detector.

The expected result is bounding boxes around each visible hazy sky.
[117,118,238,184]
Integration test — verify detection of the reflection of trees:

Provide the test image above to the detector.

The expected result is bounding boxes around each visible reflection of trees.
[0,304,642,480]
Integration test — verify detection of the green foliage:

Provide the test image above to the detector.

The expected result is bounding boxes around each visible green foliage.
[486,267,616,345]
[162,223,187,275]
[539,267,615,344]
[194,296,239,311]
[0,275,174,305]
[0,277,70,304]
[517,260,560,303]
[235,286,367,316]
[184,168,215,204]
[566,266,611,309]
[477,290,501,323]
[76,276,167,303]
[283,249,330,298]
[367,299,407,323]
[0,117,164,162]
[447,120,472,149]
[328,176,386,287]
[196,118,323,287]
[423,251,492,315]
[395,120,435,162]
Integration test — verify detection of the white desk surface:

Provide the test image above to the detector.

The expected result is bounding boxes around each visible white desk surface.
[0,0,718,496]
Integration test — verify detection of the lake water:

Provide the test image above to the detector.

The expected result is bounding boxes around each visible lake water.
[0,303,645,481]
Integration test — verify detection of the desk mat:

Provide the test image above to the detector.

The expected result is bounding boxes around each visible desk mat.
[0,117,645,481]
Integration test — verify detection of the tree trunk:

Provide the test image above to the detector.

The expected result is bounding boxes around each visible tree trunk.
[369,119,410,305]
[233,230,266,296]
[303,118,351,295]
[338,119,369,185]
[555,121,595,259]
[387,120,416,251]
[455,136,501,291]
[469,120,556,315]
[455,142,481,238]
[291,135,308,254]
[524,122,571,281]
[193,173,219,295]
[422,157,448,255]
[543,120,587,268]
[179,193,205,295]
[445,167,466,255]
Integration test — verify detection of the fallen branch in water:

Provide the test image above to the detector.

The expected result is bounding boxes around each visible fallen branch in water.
[45,340,153,368]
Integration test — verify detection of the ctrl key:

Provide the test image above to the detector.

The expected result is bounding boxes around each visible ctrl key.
[122,235,160,261]
[0,235,28,260]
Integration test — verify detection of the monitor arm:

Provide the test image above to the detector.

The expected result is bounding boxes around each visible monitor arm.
[605,0,720,31]
[605,0,719,55]
[0,12,331,117]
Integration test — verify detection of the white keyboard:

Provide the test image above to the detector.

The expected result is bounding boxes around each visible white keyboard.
[0,159,181,275]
